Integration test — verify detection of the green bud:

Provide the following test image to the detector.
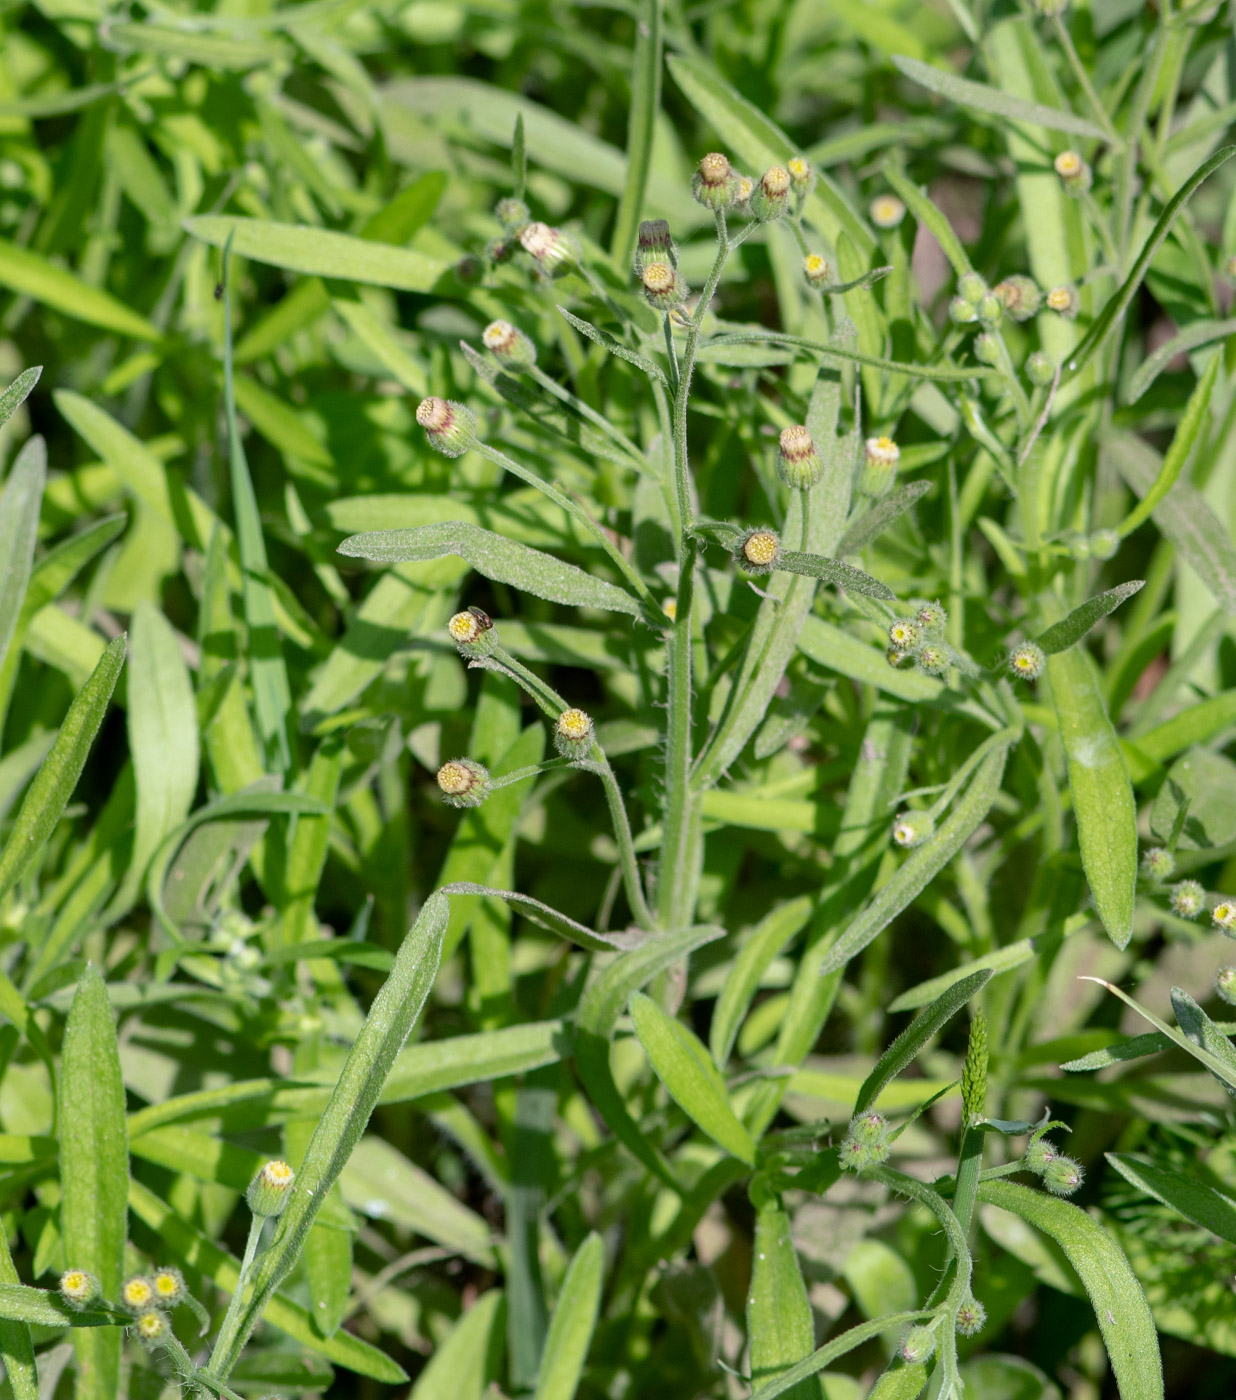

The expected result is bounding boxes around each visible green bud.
[1043,1154,1084,1196]
[955,1296,986,1337]
[519,221,581,275]
[1171,879,1204,918]
[1024,1137,1057,1174]
[482,319,537,370]
[1217,967,1236,1006]
[494,196,530,233]
[976,293,1003,327]
[849,1111,888,1149]
[861,435,900,496]
[887,647,910,668]
[1054,150,1092,195]
[777,425,823,490]
[958,273,986,305]
[994,275,1042,321]
[750,165,792,221]
[1026,351,1056,386]
[916,642,950,676]
[870,193,906,229]
[838,1137,871,1172]
[416,397,477,458]
[974,332,1000,366]
[436,759,490,809]
[1141,847,1174,881]
[961,1010,988,1127]
[901,1327,936,1364]
[634,218,676,274]
[692,152,738,211]
[893,811,935,848]
[1089,528,1119,560]
[949,295,979,325]
[916,601,947,633]
[247,1159,295,1216]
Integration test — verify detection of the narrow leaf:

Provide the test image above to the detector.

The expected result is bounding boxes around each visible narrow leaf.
[1125,319,1235,405]
[747,1195,817,1399]
[1035,581,1145,654]
[0,636,126,904]
[1170,986,1236,1098]
[1106,1153,1236,1247]
[978,1181,1163,1400]
[747,1313,926,1400]
[705,330,996,381]
[629,992,757,1164]
[441,883,644,953]
[0,1284,112,1330]
[339,522,642,617]
[837,481,933,557]
[0,436,45,674]
[855,969,992,1113]
[1061,1032,1170,1071]
[533,1233,603,1400]
[0,237,160,340]
[774,550,895,600]
[0,367,40,434]
[557,308,668,385]
[711,898,812,1067]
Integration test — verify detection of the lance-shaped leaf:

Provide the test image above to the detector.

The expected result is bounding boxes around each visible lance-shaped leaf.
[772,550,894,600]
[0,1284,113,1329]
[629,992,756,1165]
[0,435,44,675]
[978,1181,1163,1400]
[1120,356,1218,537]
[533,1233,603,1400]
[441,882,647,953]
[557,308,667,386]
[339,523,642,618]
[1034,581,1145,655]
[1107,1153,1236,1247]
[1124,319,1234,405]
[0,366,41,434]
[837,481,932,557]
[855,969,991,1113]
[1061,1032,1172,1072]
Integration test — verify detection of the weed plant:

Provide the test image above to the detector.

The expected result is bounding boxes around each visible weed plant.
[2,0,1236,1397]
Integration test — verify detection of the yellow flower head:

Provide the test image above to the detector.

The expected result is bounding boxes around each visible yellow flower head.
[122,1277,155,1312]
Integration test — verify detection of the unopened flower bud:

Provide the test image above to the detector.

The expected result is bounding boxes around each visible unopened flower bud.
[554,707,594,759]
[956,1297,986,1336]
[977,293,1003,327]
[151,1268,185,1308]
[1217,967,1236,1005]
[1171,879,1204,918]
[949,295,979,325]
[482,319,537,370]
[247,1159,295,1217]
[887,647,910,667]
[787,156,813,196]
[849,1111,888,1148]
[803,252,831,287]
[1213,900,1236,933]
[634,218,676,274]
[838,1137,871,1172]
[1046,284,1080,319]
[917,602,947,633]
[60,1270,100,1310]
[1089,529,1119,560]
[736,528,781,575]
[1054,150,1092,194]
[1026,351,1056,386]
[733,174,754,211]
[777,425,823,490]
[1024,1137,1057,1174]
[455,254,483,286]
[888,617,920,650]
[448,607,496,658]
[1043,1155,1083,1195]
[870,193,906,229]
[495,196,530,233]
[416,397,477,458]
[901,1327,937,1364]
[917,643,950,676]
[1008,642,1046,681]
[486,236,514,265]
[958,272,987,306]
[893,811,935,848]
[519,221,580,274]
[122,1277,156,1314]
[1141,847,1174,881]
[750,165,791,221]
[994,275,1042,321]
[861,435,900,496]
[639,260,688,312]
[436,759,490,810]
[134,1310,168,1347]
[692,152,738,210]
[974,333,1001,366]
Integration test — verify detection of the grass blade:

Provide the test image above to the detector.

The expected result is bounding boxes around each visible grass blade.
[711,897,812,1067]
[59,966,128,1400]
[0,636,126,904]
[706,330,997,382]
[836,481,932,557]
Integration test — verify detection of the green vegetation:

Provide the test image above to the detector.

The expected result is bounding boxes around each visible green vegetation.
[2,0,1236,1396]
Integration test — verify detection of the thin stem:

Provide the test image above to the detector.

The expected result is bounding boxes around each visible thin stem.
[208,1214,263,1376]
[1079,188,1121,271]
[1051,13,1120,147]
[473,440,658,614]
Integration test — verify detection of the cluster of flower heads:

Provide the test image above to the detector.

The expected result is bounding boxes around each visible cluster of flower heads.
[948,267,1079,384]
[60,1263,193,1350]
[885,600,953,678]
[485,195,581,280]
[1136,852,1236,1003]
[837,1109,890,1172]
[1023,1132,1083,1196]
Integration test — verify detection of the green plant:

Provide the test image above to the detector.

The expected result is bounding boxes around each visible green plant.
[4,0,1236,1396]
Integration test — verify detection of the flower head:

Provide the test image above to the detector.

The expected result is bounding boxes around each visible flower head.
[634,218,676,274]
[1217,967,1236,1006]
[554,708,594,759]
[639,260,688,312]
[956,1297,986,1337]
[870,193,906,229]
[59,1270,100,1310]
[436,759,491,809]
[1170,879,1204,918]
[750,165,791,222]
[134,1310,168,1347]
[1141,847,1174,881]
[733,174,754,211]
[1008,642,1046,681]
[692,152,738,210]
[861,435,900,496]
[247,1159,296,1217]
[994,275,1042,321]
[737,528,781,574]
[447,606,496,657]
[888,617,920,650]
[893,811,935,848]
[482,319,537,370]
[1046,284,1081,318]
[122,1276,155,1313]
[519,221,580,274]
[1054,149,1092,194]
[776,425,823,490]
[151,1268,185,1307]
[416,397,477,458]
[803,252,831,287]
[1213,900,1236,933]
[787,156,813,195]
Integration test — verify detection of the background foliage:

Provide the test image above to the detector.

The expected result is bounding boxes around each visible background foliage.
[3,0,1236,1397]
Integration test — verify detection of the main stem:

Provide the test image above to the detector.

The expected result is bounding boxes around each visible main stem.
[208,1213,263,1376]
[656,211,731,930]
